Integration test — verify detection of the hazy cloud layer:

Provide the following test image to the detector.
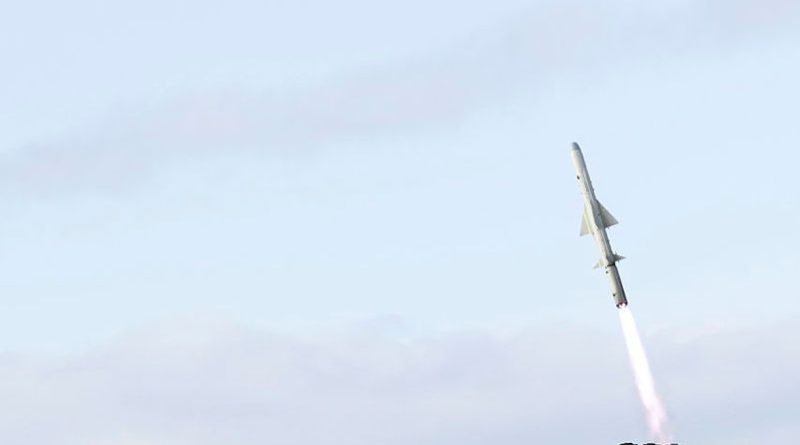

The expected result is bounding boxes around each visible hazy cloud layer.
[3,0,799,197]
[0,316,796,445]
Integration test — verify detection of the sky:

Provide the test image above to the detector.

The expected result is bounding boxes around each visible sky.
[0,0,799,443]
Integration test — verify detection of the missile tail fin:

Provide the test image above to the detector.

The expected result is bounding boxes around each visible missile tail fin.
[598,202,619,228]
[594,254,625,269]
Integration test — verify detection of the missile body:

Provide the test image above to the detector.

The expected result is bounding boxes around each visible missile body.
[570,142,628,308]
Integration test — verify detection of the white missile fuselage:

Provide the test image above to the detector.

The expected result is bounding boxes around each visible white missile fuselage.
[570,142,628,308]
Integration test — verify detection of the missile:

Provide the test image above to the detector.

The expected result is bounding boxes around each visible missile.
[570,142,628,308]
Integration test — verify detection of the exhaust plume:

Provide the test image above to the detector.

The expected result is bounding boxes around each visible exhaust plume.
[618,305,673,443]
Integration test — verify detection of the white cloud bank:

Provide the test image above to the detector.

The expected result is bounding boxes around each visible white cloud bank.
[0,315,796,444]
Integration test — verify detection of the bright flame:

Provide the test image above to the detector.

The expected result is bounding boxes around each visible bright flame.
[618,306,673,443]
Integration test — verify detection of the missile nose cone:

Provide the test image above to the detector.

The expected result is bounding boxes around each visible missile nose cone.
[571,142,581,151]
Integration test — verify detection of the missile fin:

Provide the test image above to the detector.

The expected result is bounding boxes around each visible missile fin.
[580,210,591,236]
[598,202,618,228]
[594,254,625,269]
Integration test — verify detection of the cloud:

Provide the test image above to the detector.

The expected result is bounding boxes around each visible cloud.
[0,314,796,444]
[2,0,799,198]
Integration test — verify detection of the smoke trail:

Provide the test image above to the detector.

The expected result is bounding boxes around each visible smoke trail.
[618,306,673,443]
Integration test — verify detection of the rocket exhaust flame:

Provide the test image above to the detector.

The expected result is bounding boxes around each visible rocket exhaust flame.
[618,306,672,443]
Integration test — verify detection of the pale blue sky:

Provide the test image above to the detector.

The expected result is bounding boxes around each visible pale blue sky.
[0,1,798,443]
